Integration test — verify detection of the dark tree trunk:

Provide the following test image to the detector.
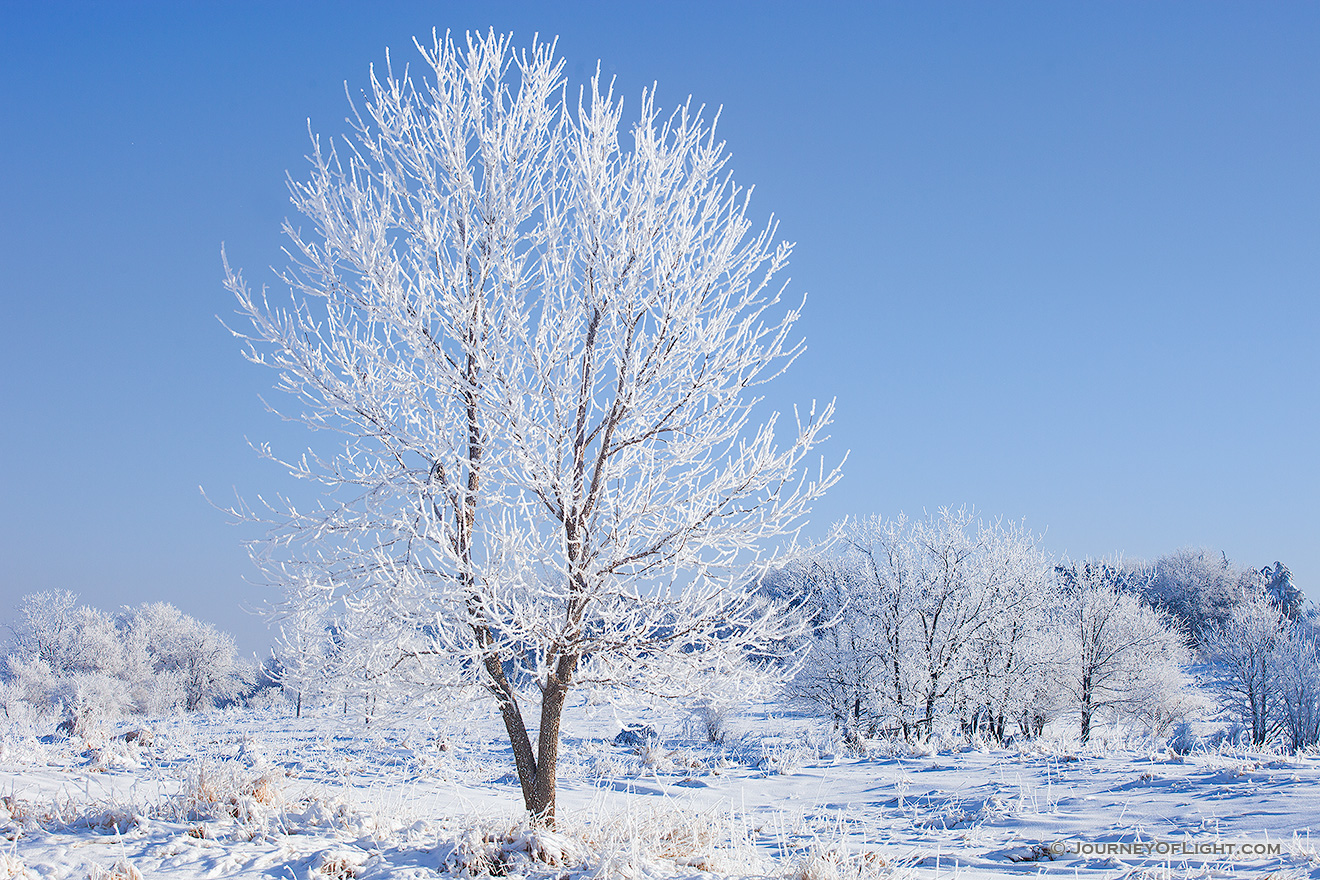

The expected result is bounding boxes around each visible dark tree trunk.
[1078,668,1094,744]
[479,648,538,811]
[529,653,579,825]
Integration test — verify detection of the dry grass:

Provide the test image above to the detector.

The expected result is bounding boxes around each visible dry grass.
[443,821,586,876]
[565,803,775,878]
[790,847,903,880]
[0,797,23,825]
[171,763,284,821]
[0,850,27,880]
[315,853,362,879]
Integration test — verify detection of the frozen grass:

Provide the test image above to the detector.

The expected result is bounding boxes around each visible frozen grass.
[0,848,27,880]
[1,702,1318,878]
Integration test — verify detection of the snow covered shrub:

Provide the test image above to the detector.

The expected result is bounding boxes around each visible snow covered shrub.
[313,850,368,880]
[789,844,896,880]
[169,763,284,823]
[244,685,293,714]
[577,804,768,876]
[438,820,586,877]
[1168,720,1200,755]
[586,751,628,780]
[694,700,731,744]
[638,741,675,773]
[758,739,814,775]
[0,677,50,737]
[613,724,659,749]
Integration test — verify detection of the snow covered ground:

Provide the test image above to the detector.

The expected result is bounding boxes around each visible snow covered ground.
[2,701,1318,879]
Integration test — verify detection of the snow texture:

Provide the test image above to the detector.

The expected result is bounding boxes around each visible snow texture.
[2,700,1316,879]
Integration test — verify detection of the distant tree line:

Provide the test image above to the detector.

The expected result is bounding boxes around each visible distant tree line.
[766,510,1314,750]
[1,591,256,735]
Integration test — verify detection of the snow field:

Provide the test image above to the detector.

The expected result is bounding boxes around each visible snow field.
[2,702,1318,879]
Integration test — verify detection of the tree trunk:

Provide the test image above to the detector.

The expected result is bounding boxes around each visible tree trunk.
[480,649,539,811]
[1079,671,1093,744]
[529,653,579,826]
[921,693,937,741]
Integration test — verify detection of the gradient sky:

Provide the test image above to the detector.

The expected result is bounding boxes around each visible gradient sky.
[2,2,1317,656]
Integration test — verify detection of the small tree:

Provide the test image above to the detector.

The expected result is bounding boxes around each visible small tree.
[1273,624,1320,751]
[225,31,837,824]
[1201,587,1287,746]
[1057,561,1190,744]
[777,556,888,738]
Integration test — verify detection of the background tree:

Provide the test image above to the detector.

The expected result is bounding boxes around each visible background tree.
[225,31,836,825]
[122,602,248,711]
[1260,562,1305,621]
[3,592,248,729]
[1201,587,1287,745]
[1056,561,1191,744]
[6,591,133,733]
[952,514,1054,742]
[1273,623,1320,751]
[777,555,888,738]
[1144,547,1258,644]
[778,510,1052,743]
[882,509,1049,740]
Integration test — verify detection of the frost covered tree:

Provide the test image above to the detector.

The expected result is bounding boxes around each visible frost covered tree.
[224,31,836,824]
[122,603,249,711]
[272,595,336,718]
[1273,624,1320,751]
[3,593,247,729]
[863,509,1052,740]
[1260,562,1305,621]
[777,510,1053,743]
[948,515,1055,742]
[5,591,133,733]
[775,555,887,737]
[1056,561,1191,744]
[1201,587,1287,745]
[1145,547,1258,644]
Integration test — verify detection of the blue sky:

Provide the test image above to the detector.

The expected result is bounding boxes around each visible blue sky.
[2,2,1316,655]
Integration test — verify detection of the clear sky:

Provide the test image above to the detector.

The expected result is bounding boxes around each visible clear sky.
[2,2,1316,656]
